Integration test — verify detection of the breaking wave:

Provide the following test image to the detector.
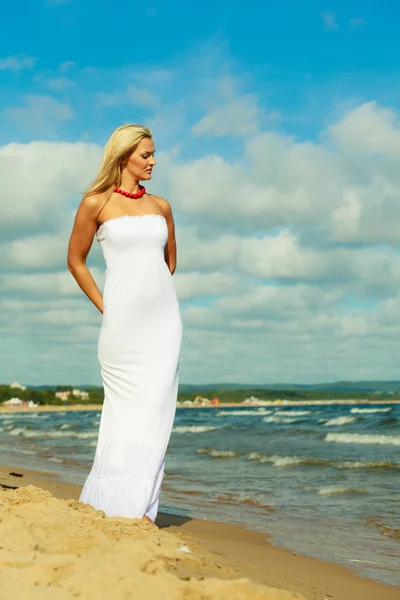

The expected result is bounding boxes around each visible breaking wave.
[8,427,98,439]
[196,448,240,458]
[263,416,299,424]
[325,433,400,446]
[172,425,223,434]
[350,407,392,414]
[323,416,358,426]
[274,410,311,416]
[216,410,273,416]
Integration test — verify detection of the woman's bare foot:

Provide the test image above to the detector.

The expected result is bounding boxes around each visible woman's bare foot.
[141,515,158,528]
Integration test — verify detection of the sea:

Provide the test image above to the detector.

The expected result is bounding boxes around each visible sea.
[0,402,399,587]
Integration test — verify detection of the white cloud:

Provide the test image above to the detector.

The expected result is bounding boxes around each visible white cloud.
[174,271,237,300]
[329,101,400,156]
[96,86,159,109]
[59,60,75,73]
[0,269,104,297]
[0,141,101,232]
[237,231,324,280]
[193,95,260,137]
[177,227,238,271]
[348,17,365,30]
[4,96,400,384]
[47,77,77,91]
[0,54,37,71]
[2,95,75,135]
[321,13,339,30]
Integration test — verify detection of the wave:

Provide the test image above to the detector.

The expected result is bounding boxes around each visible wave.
[246,452,322,468]
[8,428,27,436]
[350,407,392,413]
[325,432,400,446]
[216,410,273,416]
[274,410,311,416]
[196,448,240,459]
[336,460,400,470]
[212,491,274,510]
[323,416,358,426]
[317,486,368,496]
[172,425,223,434]
[8,427,98,439]
[263,416,299,424]
[367,517,400,539]
[246,451,400,471]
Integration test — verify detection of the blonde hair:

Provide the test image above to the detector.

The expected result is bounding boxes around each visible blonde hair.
[84,123,152,216]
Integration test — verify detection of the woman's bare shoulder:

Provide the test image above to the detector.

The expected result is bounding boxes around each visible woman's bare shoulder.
[79,192,109,219]
[150,194,172,216]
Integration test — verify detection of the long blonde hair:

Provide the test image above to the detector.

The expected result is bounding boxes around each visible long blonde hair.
[84,124,152,215]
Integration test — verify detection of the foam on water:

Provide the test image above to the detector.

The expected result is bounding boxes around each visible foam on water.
[217,410,273,416]
[336,460,400,470]
[196,448,240,458]
[350,407,392,413]
[212,491,274,509]
[317,486,369,496]
[8,427,98,439]
[323,416,358,426]
[263,416,299,424]
[245,451,400,471]
[246,452,319,468]
[172,425,223,433]
[325,432,400,446]
[274,410,311,416]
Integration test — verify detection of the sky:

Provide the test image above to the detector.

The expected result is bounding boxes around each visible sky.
[1,0,400,386]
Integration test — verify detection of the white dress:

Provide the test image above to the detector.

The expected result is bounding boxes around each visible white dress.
[79,213,182,521]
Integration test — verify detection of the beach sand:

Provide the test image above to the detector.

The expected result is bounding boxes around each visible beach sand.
[1,397,400,416]
[0,464,399,599]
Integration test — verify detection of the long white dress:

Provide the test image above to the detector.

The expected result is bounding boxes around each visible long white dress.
[79,213,182,521]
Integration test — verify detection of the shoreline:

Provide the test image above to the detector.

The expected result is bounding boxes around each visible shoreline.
[1,398,400,413]
[0,462,399,599]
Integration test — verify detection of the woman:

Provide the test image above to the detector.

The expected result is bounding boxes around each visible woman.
[67,124,182,525]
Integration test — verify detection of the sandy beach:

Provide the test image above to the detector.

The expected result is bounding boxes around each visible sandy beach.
[1,397,400,415]
[0,463,399,599]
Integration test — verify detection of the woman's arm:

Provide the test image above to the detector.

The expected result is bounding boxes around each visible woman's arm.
[154,196,177,274]
[67,194,104,314]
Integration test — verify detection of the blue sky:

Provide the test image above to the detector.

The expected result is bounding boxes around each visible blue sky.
[1,0,399,145]
[2,1,400,386]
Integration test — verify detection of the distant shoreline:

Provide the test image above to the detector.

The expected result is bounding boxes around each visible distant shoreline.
[1,398,400,413]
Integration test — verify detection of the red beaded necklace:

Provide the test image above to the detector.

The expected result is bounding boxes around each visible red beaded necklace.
[114,185,146,199]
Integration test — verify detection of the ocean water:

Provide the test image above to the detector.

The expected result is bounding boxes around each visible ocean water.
[0,403,399,587]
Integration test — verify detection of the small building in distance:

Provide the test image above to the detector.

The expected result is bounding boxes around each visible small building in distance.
[55,389,89,402]
[193,395,211,406]
[3,397,24,406]
[243,395,262,405]
[9,381,27,391]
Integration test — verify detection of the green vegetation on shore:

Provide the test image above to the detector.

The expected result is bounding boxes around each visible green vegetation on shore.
[1,382,400,406]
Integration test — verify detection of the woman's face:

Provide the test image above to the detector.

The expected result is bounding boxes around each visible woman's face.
[123,137,156,181]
